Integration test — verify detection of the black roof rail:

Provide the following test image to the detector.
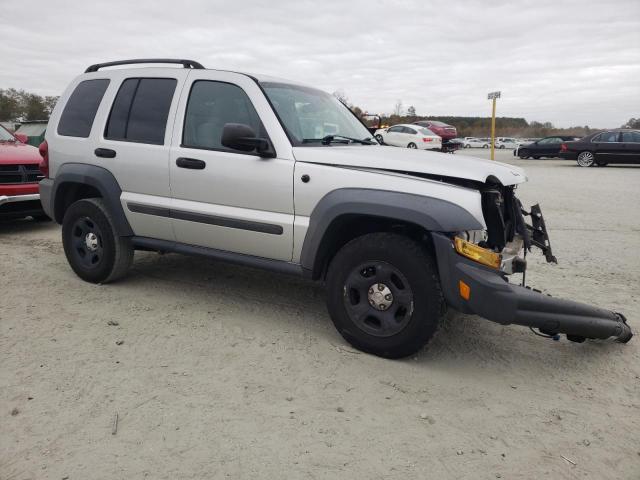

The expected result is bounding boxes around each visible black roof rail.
[85,58,205,73]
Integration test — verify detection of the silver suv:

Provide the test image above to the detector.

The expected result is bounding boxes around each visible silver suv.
[38,59,632,357]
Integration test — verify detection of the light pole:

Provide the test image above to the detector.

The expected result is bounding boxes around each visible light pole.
[487,91,501,160]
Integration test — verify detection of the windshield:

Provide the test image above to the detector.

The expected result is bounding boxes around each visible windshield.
[0,125,15,141]
[261,82,373,146]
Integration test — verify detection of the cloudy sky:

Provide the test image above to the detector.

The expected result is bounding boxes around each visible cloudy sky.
[1,0,638,127]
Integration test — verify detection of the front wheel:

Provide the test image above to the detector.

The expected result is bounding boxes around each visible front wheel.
[482,144,489,149]
[375,134,384,144]
[407,142,417,149]
[518,149,529,159]
[326,233,444,358]
[577,151,595,167]
[464,144,470,148]
[62,198,133,283]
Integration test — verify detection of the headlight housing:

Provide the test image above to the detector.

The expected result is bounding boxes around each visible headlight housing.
[454,237,502,269]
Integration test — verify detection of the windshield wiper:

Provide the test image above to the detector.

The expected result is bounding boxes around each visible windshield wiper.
[321,135,375,145]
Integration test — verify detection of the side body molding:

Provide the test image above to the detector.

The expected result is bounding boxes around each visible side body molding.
[42,163,134,236]
[299,188,483,278]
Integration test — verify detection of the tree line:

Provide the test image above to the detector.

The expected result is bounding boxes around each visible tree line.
[335,92,638,138]
[0,89,58,122]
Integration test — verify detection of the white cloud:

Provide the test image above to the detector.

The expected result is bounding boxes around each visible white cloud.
[1,0,638,127]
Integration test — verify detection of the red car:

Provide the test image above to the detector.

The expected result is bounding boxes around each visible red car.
[0,124,47,220]
[413,120,457,141]
[412,120,459,152]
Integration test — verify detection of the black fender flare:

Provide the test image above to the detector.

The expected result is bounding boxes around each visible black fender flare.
[299,188,483,278]
[45,163,133,236]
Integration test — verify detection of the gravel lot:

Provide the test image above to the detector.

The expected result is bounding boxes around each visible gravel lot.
[1,151,639,479]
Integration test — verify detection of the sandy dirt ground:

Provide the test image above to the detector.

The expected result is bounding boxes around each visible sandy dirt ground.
[1,152,639,479]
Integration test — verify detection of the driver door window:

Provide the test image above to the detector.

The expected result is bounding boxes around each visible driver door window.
[182,81,266,152]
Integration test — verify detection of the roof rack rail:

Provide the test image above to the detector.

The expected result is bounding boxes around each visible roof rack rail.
[85,58,205,73]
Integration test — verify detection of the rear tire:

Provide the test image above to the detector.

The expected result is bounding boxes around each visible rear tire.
[407,142,417,149]
[577,151,595,167]
[326,233,444,358]
[62,198,133,284]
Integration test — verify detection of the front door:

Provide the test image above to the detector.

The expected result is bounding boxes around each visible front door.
[169,71,295,261]
[593,131,624,162]
[620,130,640,163]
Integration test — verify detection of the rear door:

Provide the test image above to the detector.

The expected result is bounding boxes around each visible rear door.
[96,69,190,240]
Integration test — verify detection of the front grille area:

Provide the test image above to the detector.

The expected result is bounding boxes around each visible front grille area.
[0,164,43,184]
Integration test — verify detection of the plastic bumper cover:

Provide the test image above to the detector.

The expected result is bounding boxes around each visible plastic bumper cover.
[432,233,632,342]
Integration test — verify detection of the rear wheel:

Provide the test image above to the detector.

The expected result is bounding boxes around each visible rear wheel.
[577,151,595,167]
[482,144,489,149]
[62,198,133,283]
[464,144,470,148]
[326,233,444,358]
[407,142,417,149]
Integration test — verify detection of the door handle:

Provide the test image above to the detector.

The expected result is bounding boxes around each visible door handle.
[95,148,116,158]
[176,157,206,170]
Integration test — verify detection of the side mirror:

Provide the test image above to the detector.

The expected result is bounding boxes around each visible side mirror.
[14,133,29,144]
[221,123,275,158]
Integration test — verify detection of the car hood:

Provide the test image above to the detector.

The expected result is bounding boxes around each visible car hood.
[0,141,41,165]
[292,145,527,186]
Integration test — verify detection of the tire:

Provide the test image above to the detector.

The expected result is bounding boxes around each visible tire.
[499,145,505,149]
[375,134,384,144]
[482,144,489,149]
[407,142,417,149]
[576,151,595,167]
[62,198,133,284]
[326,233,444,358]
[464,144,470,148]
[532,156,540,160]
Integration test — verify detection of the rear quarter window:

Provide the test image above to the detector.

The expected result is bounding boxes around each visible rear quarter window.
[57,79,110,137]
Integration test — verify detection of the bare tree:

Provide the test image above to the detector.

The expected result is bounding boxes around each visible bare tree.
[393,100,404,117]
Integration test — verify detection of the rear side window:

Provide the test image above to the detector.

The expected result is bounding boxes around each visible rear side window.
[57,79,110,137]
[105,78,177,145]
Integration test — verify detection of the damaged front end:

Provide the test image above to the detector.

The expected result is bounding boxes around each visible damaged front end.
[433,181,633,344]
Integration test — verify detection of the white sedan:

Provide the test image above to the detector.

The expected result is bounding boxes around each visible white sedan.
[463,137,490,148]
[375,124,442,150]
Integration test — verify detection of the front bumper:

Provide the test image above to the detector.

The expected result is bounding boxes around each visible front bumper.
[433,233,632,343]
[0,193,43,218]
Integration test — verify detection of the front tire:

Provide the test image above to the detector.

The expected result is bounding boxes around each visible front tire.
[62,198,133,284]
[375,134,384,144]
[577,151,595,167]
[326,233,444,358]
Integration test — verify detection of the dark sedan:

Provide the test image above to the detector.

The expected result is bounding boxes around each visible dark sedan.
[516,135,580,159]
[559,129,640,167]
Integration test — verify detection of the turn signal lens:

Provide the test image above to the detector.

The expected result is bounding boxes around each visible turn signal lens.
[454,237,502,269]
[459,280,471,300]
